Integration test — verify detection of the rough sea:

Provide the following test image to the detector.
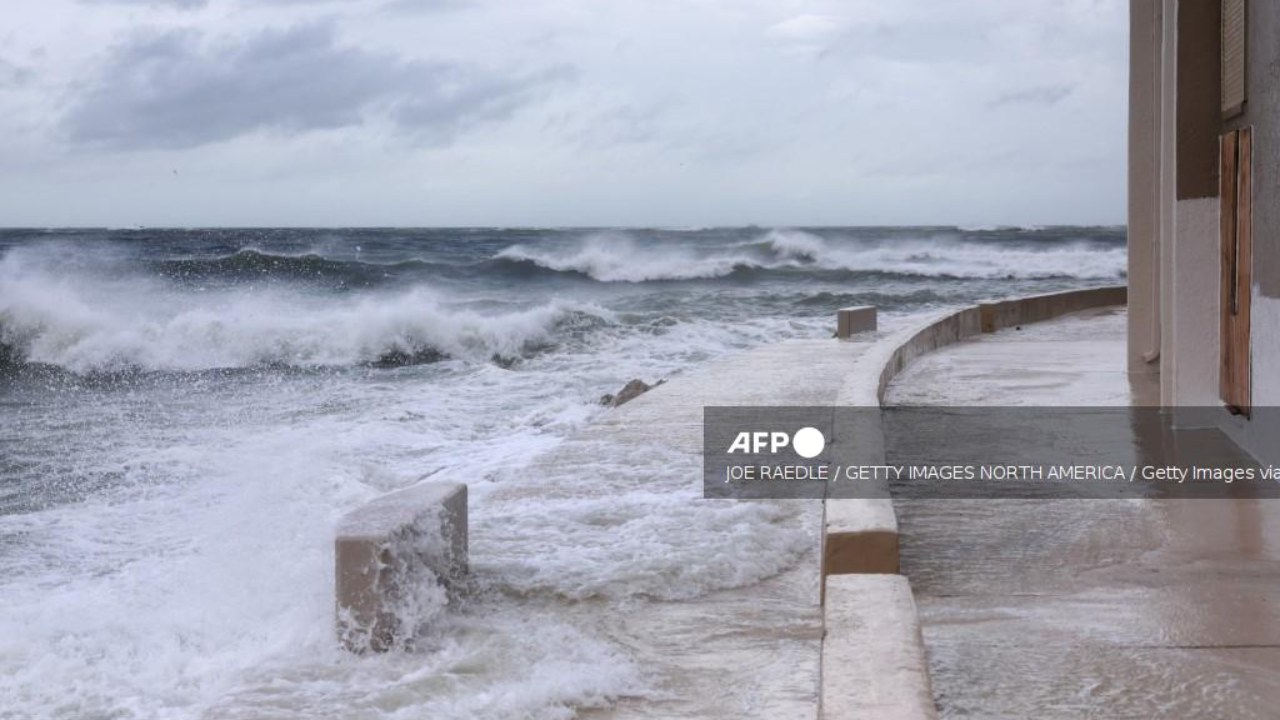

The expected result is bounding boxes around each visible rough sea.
[0,226,1126,718]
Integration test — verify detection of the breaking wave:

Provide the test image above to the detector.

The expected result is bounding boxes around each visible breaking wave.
[0,259,615,374]
[495,232,752,282]
[494,229,1126,283]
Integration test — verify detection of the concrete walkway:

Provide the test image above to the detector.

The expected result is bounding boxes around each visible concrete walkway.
[480,336,881,719]
[885,308,1280,718]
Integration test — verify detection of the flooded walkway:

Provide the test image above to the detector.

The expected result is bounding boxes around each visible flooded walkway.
[477,335,880,719]
[885,308,1280,718]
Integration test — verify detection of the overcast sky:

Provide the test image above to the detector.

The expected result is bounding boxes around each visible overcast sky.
[0,0,1127,227]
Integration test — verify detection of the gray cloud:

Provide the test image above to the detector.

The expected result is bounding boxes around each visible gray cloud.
[0,59,34,87]
[989,84,1076,108]
[76,0,469,11]
[380,0,473,14]
[62,22,563,150]
[78,0,207,7]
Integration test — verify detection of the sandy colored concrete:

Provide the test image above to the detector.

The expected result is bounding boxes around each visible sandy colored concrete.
[836,306,877,338]
[335,482,467,652]
[885,307,1280,718]
[978,286,1127,335]
[821,575,936,720]
[823,500,898,576]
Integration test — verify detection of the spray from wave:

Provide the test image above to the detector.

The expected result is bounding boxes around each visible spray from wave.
[494,228,1126,283]
[494,231,747,282]
[0,253,615,373]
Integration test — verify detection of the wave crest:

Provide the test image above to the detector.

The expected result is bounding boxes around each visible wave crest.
[493,229,1126,283]
[0,258,615,373]
[495,232,752,282]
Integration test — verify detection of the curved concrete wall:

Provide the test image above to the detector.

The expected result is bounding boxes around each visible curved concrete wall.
[875,286,1127,403]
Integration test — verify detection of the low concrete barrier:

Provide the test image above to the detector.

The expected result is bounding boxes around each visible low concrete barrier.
[875,307,983,402]
[874,285,1126,403]
[836,306,878,339]
[335,482,467,652]
[821,574,937,720]
[979,286,1128,334]
[823,499,898,576]
[823,409,897,579]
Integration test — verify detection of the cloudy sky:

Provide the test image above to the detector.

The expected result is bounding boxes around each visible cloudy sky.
[0,0,1127,227]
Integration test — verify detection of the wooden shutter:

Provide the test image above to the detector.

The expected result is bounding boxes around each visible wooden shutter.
[1222,0,1246,117]
[1220,127,1252,415]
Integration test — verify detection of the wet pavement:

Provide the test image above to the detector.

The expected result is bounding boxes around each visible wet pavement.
[885,308,1280,718]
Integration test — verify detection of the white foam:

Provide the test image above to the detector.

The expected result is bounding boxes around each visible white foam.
[814,235,1127,280]
[761,228,827,261]
[0,250,615,372]
[496,229,1126,283]
[0,252,832,718]
[497,231,756,282]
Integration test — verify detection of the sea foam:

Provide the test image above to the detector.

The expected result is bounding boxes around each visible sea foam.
[0,251,614,373]
[494,228,1126,283]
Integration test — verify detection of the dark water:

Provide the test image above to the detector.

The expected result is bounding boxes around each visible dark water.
[0,226,1124,373]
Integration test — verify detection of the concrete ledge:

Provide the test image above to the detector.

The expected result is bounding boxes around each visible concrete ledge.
[836,306,878,338]
[979,286,1128,334]
[821,575,937,720]
[876,307,984,402]
[873,286,1126,403]
[335,482,467,652]
[823,499,898,576]
[822,406,897,580]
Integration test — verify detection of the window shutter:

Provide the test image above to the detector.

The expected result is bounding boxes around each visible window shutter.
[1222,0,1246,117]
[1219,127,1252,415]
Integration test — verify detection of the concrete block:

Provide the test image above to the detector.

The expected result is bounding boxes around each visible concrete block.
[836,306,878,339]
[821,575,937,720]
[335,482,467,652]
[823,499,899,577]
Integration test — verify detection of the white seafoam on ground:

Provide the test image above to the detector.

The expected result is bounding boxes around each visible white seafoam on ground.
[0,263,830,719]
[0,230,1127,718]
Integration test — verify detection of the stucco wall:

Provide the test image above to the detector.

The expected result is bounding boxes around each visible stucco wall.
[1230,295,1280,465]
[1213,0,1280,449]
[1170,198,1221,409]
[1157,0,1177,406]
[1238,0,1279,300]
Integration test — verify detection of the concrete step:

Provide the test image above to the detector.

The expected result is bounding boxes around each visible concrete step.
[821,574,937,720]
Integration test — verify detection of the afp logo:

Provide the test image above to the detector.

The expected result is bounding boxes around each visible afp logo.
[726,427,826,459]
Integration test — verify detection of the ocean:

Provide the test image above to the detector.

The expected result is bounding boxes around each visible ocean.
[0,226,1125,718]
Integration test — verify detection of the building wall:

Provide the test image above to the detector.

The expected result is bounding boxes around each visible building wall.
[1237,0,1280,300]
[1218,0,1280,464]
[1162,0,1224,414]
[1130,0,1280,462]
[1158,0,1177,406]
[1171,198,1221,409]
[1127,0,1163,378]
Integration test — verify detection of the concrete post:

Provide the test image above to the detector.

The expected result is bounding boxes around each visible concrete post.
[836,306,878,339]
[1128,0,1164,378]
[335,482,467,652]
